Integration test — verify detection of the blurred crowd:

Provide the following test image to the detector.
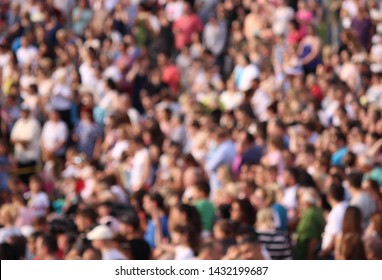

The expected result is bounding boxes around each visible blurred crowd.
[0,0,382,260]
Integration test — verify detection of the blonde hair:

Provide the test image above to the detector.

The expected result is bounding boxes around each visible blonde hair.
[256,208,275,230]
[0,203,19,226]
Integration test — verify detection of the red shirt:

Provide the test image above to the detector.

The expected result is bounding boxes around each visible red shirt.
[173,14,203,50]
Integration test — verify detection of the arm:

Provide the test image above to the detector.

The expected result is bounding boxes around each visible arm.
[302,38,321,65]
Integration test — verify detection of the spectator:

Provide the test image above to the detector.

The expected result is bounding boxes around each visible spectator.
[255,208,292,260]
[86,224,126,260]
[320,183,348,259]
[293,191,325,259]
[346,172,377,227]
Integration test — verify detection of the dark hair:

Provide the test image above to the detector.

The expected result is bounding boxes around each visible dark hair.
[8,235,27,259]
[343,152,357,167]
[214,219,234,237]
[39,234,58,255]
[176,204,202,236]
[342,233,366,260]
[131,189,148,212]
[232,198,256,225]
[364,235,382,260]
[285,167,299,183]
[148,192,165,210]
[0,243,20,260]
[76,208,98,224]
[238,233,259,245]
[173,224,200,254]
[346,172,363,190]
[329,183,345,202]
[194,181,211,197]
[342,206,363,235]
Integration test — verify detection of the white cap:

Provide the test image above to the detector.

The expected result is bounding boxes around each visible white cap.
[301,191,316,205]
[20,225,35,238]
[86,225,115,240]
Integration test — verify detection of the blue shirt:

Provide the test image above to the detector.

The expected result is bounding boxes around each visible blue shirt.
[331,147,348,166]
[144,216,169,249]
[206,140,236,194]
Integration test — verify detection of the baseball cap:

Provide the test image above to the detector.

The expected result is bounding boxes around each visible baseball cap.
[86,225,115,240]
[119,212,140,229]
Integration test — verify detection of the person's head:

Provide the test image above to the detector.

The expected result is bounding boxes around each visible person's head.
[157,52,169,67]
[119,212,140,236]
[362,179,381,202]
[0,242,20,260]
[86,225,115,251]
[237,233,264,260]
[0,203,18,227]
[143,192,165,215]
[364,235,382,260]
[74,208,97,233]
[283,167,299,187]
[35,234,58,259]
[198,241,224,260]
[327,183,345,206]
[80,108,94,122]
[255,208,275,230]
[230,198,256,226]
[183,167,204,188]
[170,204,201,236]
[8,235,27,259]
[346,172,363,191]
[49,110,61,122]
[82,247,102,260]
[191,181,210,201]
[342,206,363,235]
[341,233,366,260]
[213,219,234,240]
[130,135,145,153]
[366,212,382,236]
[357,155,375,173]
[29,175,44,194]
[97,201,113,217]
[251,187,274,210]
[171,224,192,246]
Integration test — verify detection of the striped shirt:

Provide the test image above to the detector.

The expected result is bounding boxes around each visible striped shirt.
[256,230,293,260]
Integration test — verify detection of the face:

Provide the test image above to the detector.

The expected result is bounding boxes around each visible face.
[35,237,45,259]
[230,202,242,222]
[143,196,154,214]
[74,215,87,233]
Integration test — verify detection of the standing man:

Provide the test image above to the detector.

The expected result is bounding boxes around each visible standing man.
[10,104,41,185]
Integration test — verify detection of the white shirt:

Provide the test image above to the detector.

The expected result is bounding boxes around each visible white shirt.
[0,227,22,243]
[322,201,348,250]
[175,245,194,260]
[102,248,127,260]
[220,91,244,111]
[41,120,68,156]
[130,148,151,190]
[237,64,260,92]
[16,46,38,67]
[50,83,72,111]
[282,185,298,211]
[251,89,271,121]
[27,192,50,217]
[11,117,41,163]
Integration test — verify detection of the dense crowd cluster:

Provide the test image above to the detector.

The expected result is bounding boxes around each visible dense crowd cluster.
[0,0,382,260]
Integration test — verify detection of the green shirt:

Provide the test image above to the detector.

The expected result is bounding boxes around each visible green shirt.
[294,206,325,260]
[363,167,382,187]
[194,199,215,231]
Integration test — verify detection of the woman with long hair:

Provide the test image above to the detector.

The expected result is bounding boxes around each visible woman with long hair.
[335,206,364,259]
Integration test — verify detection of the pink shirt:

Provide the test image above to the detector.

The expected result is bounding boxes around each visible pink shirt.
[173,14,203,50]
